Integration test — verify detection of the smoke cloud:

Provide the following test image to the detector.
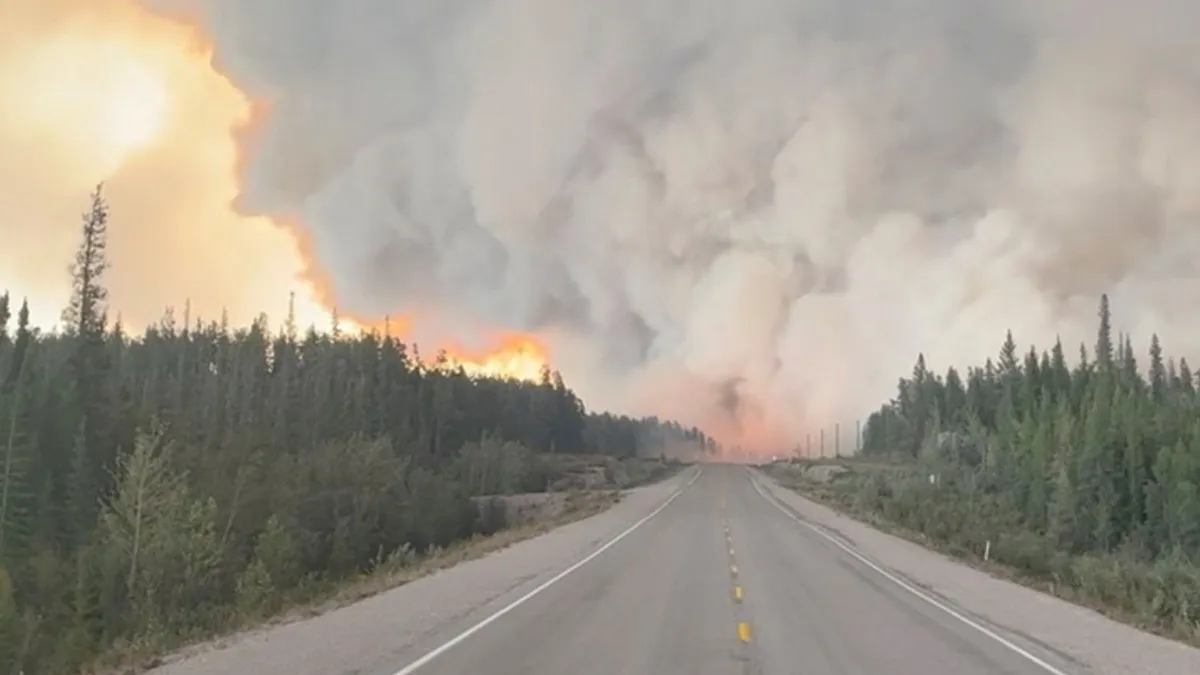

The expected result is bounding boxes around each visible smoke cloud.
[142,0,1200,453]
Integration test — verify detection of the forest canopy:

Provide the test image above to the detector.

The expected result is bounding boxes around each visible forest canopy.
[843,294,1200,640]
[860,293,1200,560]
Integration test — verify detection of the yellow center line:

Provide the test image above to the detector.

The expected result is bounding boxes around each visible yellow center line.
[733,585,743,601]
[737,621,752,642]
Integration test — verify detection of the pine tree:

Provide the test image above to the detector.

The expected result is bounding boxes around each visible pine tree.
[1120,335,1139,390]
[62,185,110,340]
[1180,358,1195,397]
[0,292,9,345]
[999,330,1019,376]
[2,300,30,392]
[62,186,115,549]
[1149,334,1166,401]
[1048,454,1077,548]
[1095,293,1113,370]
[0,394,32,566]
[943,367,966,427]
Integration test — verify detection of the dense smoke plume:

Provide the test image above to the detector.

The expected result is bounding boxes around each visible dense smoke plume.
[143,0,1200,453]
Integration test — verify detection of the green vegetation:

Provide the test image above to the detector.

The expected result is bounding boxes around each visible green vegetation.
[772,294,1200,644]
[0,186,712,673]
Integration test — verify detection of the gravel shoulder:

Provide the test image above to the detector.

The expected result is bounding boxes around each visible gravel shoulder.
[145,467,698,675]
[752,467,1200,675]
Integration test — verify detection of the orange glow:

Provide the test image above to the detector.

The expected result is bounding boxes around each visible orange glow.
[0,1,330,329]
[451,333,549,381]
[1,0,549,383]
[438,334,550,381]
[333,316,547,382]
[11,37,169,168]
[263,212,351,314]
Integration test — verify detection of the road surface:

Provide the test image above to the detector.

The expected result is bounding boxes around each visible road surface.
[395,465,1072,674]
[157,465,1082,674]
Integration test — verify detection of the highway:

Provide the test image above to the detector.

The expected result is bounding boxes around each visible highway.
[154,465,1081,675]
[393,465,1064,675]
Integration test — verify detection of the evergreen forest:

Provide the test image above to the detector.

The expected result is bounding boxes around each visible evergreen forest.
[851,294,1200,640]
[0,187,714,671]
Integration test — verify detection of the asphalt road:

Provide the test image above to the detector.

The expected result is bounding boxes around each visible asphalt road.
[393,465,1073,675]
[154,465,1083,675]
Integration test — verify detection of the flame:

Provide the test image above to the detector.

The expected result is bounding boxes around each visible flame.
[340,317,550,382]
[2,0,548,383]
[438,334,550,382]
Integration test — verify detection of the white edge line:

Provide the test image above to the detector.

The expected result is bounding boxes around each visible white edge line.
[748,470,1071,675]
[392,465,703,674]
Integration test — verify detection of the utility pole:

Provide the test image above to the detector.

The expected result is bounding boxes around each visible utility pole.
[835,423,840,457]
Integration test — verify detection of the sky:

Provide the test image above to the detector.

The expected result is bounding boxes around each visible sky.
[7,0,1200,454]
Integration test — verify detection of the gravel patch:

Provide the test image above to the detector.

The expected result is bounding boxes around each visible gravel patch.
[752,468,1200,675]
[145,468,697,675]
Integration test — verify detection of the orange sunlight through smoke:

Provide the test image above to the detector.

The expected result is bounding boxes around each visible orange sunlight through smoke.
[11,37,169,171]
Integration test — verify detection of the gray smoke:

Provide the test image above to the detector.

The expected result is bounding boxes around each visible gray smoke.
[143,0,1200,452]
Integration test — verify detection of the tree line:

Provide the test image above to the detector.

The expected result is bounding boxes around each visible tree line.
[858,294,1200,639]
[0,187,714,672]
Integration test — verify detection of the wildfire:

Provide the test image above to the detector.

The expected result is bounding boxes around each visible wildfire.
[4,0,549,383]
[437,335,549,382]
[342,316,549,381]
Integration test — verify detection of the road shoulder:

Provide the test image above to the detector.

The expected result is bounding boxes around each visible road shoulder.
[750,467,1200,675]
[144,467,698,675]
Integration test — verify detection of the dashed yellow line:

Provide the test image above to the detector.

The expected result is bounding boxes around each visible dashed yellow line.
[722,495,749,647]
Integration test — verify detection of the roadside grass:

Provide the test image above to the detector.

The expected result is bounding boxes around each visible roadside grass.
[87,455,697,675]
[92,488,620,674]
[760,461,1200,649]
